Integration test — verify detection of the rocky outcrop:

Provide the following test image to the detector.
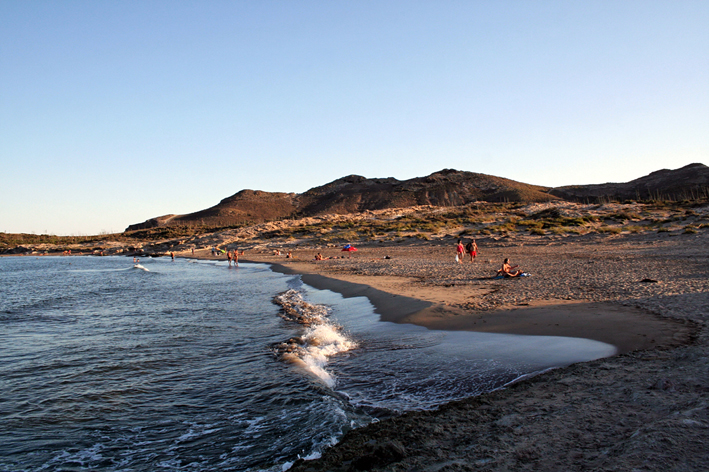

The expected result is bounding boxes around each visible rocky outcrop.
[2,245,33,254]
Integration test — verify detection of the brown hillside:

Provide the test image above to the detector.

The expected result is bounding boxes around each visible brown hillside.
[127,164,709,232]
[550,163,709,202]
[125,170,555,231]
[294,169,555,216]
[126,190,297,231]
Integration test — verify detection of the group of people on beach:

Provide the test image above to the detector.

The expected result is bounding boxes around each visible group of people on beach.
[456,239,478,263]
[457,239,525,277]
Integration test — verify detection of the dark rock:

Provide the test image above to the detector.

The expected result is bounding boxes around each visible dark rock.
[351,440,407,470]
[4,245,32,254]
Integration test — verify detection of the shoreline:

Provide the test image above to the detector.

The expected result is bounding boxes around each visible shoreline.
[3,250,698,355]
[240,256,694,355]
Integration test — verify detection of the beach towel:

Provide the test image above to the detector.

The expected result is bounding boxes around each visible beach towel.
[493,272,531,279]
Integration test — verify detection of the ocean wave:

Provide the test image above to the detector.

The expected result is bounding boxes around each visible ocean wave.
[272,290,357,388]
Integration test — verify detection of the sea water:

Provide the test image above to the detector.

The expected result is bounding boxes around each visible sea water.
[0,256,616,471]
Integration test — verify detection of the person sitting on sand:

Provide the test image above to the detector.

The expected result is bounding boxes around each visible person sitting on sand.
[497,258,524,277]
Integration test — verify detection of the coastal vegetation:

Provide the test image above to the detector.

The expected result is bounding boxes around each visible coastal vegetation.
[3,198,707,255]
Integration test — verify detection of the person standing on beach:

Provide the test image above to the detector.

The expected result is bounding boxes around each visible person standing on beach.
[233,250,239,266]
[227,251,233,266]
[456,240,465,264]
[466,239,478,263]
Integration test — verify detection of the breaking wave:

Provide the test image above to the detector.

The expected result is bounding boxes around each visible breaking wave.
[272,290,357,388]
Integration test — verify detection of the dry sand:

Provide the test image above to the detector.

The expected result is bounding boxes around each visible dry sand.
[222,230,709,472]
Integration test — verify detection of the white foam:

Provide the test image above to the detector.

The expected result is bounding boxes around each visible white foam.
[273,290,357,388]
[303,324,355,350]
[300,450,323,461]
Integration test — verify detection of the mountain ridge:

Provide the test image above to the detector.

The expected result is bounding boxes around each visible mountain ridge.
[550,163,709,202]
[125,163,709,231]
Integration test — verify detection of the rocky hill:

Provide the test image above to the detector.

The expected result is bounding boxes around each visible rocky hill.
[125,164,708,231]
[295,170,554,216]
[128,191,298,231]
[550,163,709,202]
[126,170,552,231]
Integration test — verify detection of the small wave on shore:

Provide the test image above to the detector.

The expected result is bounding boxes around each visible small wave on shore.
[272,290,358,388]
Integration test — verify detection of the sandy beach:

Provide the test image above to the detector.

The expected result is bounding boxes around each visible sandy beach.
[213,230,709,471]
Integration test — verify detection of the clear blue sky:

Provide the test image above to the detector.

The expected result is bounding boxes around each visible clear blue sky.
[1,1,707,235]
